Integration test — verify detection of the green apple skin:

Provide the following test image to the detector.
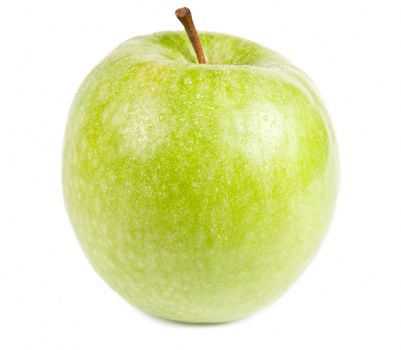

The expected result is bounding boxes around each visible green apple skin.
[63,31,339,323]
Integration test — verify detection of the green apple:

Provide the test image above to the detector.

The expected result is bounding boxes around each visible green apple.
[63,27,339,323]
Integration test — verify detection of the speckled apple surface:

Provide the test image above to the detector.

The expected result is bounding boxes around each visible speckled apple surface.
[63,32,339,323]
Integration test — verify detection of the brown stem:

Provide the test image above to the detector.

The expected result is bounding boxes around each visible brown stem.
[175,7,206,64]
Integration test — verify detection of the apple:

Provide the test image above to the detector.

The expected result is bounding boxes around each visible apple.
[63,8,339,323]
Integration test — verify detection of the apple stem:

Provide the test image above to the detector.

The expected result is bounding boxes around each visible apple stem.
[175,7,207,64]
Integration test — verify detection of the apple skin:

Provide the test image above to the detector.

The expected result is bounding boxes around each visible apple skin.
[63,31,339,323]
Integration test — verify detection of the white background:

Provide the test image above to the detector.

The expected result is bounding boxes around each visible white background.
[1,0,400,349]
